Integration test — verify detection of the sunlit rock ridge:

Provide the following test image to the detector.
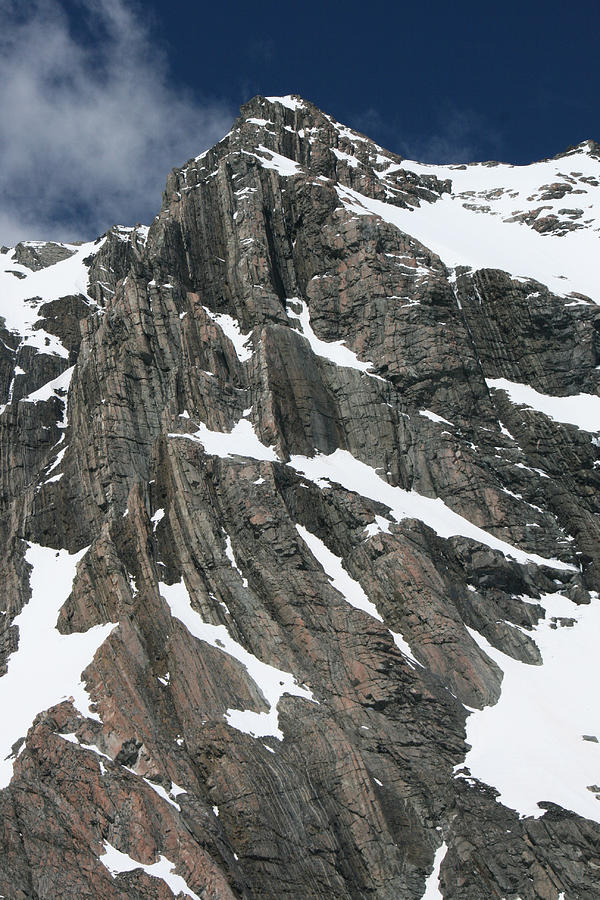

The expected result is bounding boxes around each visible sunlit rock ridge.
[1,94,600,899]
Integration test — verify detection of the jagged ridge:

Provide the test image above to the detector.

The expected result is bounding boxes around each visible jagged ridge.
[0,95,599,899]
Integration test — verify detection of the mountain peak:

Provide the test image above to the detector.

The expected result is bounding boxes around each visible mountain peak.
[1,89,600,900]
[263,93,308,110]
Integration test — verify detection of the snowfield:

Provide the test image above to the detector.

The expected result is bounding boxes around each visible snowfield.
[462,591,600,825]
[337,144,600,302]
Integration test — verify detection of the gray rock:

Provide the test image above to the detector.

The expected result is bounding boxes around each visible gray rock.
[0,95,599,899]
[12,240,76,271]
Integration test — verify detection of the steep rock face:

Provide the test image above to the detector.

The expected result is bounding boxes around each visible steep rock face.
[0,95,599,899]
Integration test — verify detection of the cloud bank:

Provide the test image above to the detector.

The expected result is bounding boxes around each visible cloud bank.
[0,0,235,245]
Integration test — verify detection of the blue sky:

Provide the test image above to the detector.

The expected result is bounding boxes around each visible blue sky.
[157,0,599,165]
[1,0,598,244]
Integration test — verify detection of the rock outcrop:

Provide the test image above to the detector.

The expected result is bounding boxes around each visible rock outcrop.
[0,95,599,899]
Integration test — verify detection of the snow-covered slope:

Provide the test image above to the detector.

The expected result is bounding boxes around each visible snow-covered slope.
[0,239,102,357]
[341,141,600,302]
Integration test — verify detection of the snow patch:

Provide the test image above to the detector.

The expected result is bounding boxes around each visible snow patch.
[364,515,392,538]
[421,843,448,899]
[289,449,576,572]
[296,524,419,666]
[286,298,383,379]
[223,532,248,587]
[296,525,383,621]
[168,417,279,462]
[150,508,165,529]
[256,145,301,176]
[462,592,600,824]
[487,378,600,433]
[45,440,67,477]
[20,366,74,406]
[142,777,181,811]
[331,147,359,168]
[0,544,116,788]
[100,842,200,900]
[265,95,305,111]
[0,239,102,357]
[203,306,253,362]
[420,409,454,427]
[160,580,314,740]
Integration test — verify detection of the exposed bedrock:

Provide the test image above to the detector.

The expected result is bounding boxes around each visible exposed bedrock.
[0,96,599,898]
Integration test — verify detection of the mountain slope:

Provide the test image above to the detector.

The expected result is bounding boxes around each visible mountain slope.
[0,95,599,899]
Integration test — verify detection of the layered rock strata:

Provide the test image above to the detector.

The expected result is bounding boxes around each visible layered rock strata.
[1,95,599,899]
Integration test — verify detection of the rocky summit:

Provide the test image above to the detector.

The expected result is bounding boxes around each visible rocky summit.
[1,94,600,899]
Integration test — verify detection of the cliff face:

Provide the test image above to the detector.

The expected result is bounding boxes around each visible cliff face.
[1,95,600,899]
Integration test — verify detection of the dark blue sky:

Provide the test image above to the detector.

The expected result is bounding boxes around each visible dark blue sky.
[2,0,598,243]
[153,0,599,165]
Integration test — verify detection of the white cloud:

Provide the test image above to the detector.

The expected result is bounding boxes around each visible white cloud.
[0,0,235,244]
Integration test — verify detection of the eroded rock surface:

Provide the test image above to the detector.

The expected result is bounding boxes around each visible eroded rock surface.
[1,95,599,899]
